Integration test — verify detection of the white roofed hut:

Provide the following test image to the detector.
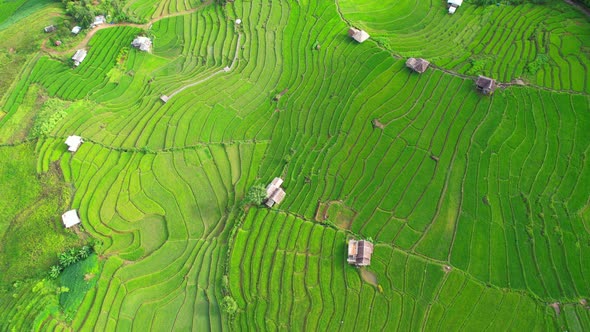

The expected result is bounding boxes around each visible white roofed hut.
[65,135,83,151]
[347,239,374,266]
[475,76,497,95]
[132,36,152,52]
[72,49,87,67]
[265,177,286,207]
[71,26,82,34]
[62,210,81,228]
[44,25,56,33]
[448,0,463,14]
[406,58,430,74]
[348,27,370,43]
[91,15,106,27]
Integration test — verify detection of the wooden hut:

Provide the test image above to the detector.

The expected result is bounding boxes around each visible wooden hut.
[44,25,56,33]
[476,76,497,95]
[347,239,374,266]
[348,27,370,43]
[265,177,286,207]
[72,49,87,67]
[406,58,430,74]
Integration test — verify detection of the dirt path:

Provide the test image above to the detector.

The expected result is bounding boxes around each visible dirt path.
[40,5,209,56]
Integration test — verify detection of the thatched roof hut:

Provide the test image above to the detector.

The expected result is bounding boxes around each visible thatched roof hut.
[476,76,497,95]
[406,58,430,74]
[348,28,370,43]
[265,177,286,207]
[347,240,374,266]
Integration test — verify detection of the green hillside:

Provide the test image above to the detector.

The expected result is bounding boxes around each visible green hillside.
[0,0,589,330]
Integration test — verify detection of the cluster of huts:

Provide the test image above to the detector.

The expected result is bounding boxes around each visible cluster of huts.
[262,176,374,266]
[59,136,85,229]
[67,35,151,68]
[347,27,498,94]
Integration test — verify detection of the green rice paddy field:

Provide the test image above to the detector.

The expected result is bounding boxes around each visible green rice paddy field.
[0,0,589,330]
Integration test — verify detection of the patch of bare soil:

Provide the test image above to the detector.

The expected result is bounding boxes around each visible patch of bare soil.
[360,268,378,287]
[549,302,561,315]
[315,201,356,229]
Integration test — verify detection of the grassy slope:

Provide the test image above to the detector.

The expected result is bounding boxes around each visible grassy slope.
[0,143,83,285]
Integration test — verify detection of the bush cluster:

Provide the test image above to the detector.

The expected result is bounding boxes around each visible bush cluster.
[525,54,549,74]
[48,246,93,279]
[62,0,143,27]
[29,98,70,138]
[243,185,267,206]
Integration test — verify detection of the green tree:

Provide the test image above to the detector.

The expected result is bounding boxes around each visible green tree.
[244,185,267,206]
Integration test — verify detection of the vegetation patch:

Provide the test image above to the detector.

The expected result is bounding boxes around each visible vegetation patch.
[58,253,99,320]
[0,144,83,285]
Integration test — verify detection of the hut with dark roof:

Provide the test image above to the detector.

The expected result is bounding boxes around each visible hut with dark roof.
[406,58,430,74]
[475,76,497,95]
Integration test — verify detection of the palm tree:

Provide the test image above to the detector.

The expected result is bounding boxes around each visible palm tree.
[49,265,62,279]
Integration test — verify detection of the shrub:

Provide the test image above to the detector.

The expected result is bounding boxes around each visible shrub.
[29,98,69,138]
[525,54,549,74]
[243,185,267,206]
[220,296,238,315]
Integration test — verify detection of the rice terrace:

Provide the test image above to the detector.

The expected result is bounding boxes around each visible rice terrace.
[0,0,589,330]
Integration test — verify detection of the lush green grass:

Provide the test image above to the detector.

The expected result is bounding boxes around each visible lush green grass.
[0,143,83,285]
[59,253,100,320]
[0,0,57,30]
[0,0,589,330]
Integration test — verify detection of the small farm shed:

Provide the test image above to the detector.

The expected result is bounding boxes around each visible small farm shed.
[476,76,497,95]
[348,27,370,43]
[71,26,82,34]
[160,95,169,103]
[406,58,430,73]
[91,15,106,27]
[65,135,83,151]
[265,177,286,207]
[347,239,374,266]
[132,36,152,52]
[62,210,81,228]
[448,0,463,14]
[72,49,87,67]
[44,25,56,33]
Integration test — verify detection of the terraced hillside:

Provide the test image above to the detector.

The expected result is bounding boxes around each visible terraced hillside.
[0,0,589,330]
[339,0,590,92]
